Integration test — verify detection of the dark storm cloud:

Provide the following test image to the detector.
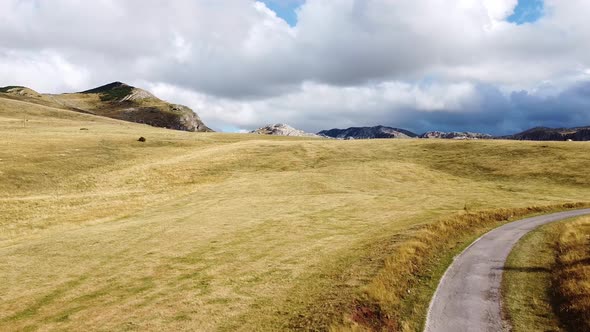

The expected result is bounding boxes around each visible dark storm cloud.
[377,83,590,136]
[509,82,590,129]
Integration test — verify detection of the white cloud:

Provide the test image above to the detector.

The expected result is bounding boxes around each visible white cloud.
[0,0,589,134]
[0,49,90,92]
[147,80,480,132]
[483,0,518,22]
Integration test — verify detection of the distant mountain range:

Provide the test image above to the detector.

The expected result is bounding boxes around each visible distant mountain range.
[254,124,590,141]
[0,82,212,132]
[318,126,417,139]
[2,83,588,141]
[420,131,493,140]
[316,126,493,140]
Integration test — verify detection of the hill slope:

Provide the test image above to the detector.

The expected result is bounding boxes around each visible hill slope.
[0,82,212,132]
[1,99,590,331]
[504,126,590,141]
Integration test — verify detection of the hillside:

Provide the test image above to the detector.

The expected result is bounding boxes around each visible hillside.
[318,125,417,139]
[0,82,212,132]
[1,98,590,331]
[504,126,590,141]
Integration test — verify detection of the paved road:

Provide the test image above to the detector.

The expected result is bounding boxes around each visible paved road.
[424,208,590,332]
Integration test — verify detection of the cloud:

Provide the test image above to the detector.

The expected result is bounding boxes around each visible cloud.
[0,49,89,92]
[149,79,590,135]
[0,0,589,134]
[483,0,518,22]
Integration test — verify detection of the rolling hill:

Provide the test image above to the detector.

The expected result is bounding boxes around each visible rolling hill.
[1,96,590,331]
[504,126,590,141]
[0,82,212,132]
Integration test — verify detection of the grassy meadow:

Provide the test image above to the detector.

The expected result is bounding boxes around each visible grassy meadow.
[1,96,590,331]
[503,216,590,332]
[553,217,590,331]
[503,220,563,331]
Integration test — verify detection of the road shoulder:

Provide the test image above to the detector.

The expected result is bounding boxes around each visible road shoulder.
[502,221,563,332]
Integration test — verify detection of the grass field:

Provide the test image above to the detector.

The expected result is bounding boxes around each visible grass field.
[553,217,590,331]
[2,96,590,331]
[503,216,590,332]
[503,221,563,331]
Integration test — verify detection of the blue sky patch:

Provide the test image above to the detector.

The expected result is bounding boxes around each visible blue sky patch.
[508,0,544,24]
[260,0,304,26]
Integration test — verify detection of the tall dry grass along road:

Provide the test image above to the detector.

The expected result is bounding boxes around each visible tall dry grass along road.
[424,209,590,332]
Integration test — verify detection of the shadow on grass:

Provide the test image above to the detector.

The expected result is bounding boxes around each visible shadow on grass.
[502,266,551,273]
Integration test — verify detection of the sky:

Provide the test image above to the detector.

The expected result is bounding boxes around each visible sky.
[260,0,303,26]
[1,0,590,135]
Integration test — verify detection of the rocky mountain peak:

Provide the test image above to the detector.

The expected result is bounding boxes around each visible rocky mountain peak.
[318,126,417,139]
[81,82,156,102]
[420,131,492,140]
[251,124,319,137]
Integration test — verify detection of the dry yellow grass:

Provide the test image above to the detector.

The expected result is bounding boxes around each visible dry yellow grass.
[503,216,590,332]
[503,219,564,332]
[553,217,590,331]
[338,204,588,332]
[1,96,590,331]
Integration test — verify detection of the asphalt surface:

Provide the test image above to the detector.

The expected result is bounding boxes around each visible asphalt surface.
[424,208,590,332]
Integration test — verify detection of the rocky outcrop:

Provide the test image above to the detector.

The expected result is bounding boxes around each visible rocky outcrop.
[420,131,492,140]
[503,126,590,141]
[318,126,417,139]
[251,124,319,137]
[168,104,211,132]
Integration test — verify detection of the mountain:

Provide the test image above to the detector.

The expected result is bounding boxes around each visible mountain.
[420,131,492,140]
[251,123,319,137]
[318,126,417,139]
[504,126,590,141]
[0,82,212,132]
